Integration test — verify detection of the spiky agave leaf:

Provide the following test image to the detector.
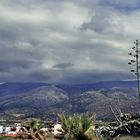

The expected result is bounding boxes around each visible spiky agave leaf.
[81,114,94,139]
[58,113,73,140]
[75,113,94,140]
[58,113,95,140]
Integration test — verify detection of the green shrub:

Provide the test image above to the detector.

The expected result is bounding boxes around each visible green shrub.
[58,113,95,140]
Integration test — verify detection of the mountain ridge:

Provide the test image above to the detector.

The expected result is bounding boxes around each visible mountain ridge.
[0,80,138,120]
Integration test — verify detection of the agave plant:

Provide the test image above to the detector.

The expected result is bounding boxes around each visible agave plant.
[24,118,40,131]
[58,113,95,140]
[17,119,48,140]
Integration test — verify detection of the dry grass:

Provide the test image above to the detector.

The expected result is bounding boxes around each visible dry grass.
[42,136,100,140]
[115,136,140,140]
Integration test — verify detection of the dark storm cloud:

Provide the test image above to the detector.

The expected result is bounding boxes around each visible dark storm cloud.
[0,0,139,83]
[80,8,112,33]
[53,63,74,69]
[0,60,31,72]
[99,0,140,12]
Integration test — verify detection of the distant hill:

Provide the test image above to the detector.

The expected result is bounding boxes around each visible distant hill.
[57,80,137,94]
[0,81,139,120]
[0,82,48,96]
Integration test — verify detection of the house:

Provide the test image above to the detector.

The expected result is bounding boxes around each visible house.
[0,125,21,135]
[53,123,63,136]
[0,126,3,133]
[5,127,11,134]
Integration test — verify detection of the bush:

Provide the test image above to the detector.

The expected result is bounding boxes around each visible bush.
[58,113,95,140]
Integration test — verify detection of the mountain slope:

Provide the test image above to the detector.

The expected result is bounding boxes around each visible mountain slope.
[71,87,138,119]
[0,85,68,109]
[0,81,139,120]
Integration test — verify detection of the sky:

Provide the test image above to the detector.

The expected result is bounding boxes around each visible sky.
[0,0,140,84]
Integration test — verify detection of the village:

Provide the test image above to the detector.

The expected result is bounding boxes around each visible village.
[0,120,63,139]
[0,123,21,137]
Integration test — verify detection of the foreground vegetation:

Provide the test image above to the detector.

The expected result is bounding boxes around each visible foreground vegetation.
[0,136,16,140]
[1,110,140,140]
[58,113,95,140]
[5,136,140,140]
[116,136,140,140]
[95,109,140,139]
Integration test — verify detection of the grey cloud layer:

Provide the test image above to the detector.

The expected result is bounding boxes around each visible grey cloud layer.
[0,0,139,83]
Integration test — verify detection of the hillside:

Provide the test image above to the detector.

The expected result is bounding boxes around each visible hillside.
[0,81,139,120]
[70,87,138,119]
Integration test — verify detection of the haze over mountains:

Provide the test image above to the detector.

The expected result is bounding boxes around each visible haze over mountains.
[0,81,139,120]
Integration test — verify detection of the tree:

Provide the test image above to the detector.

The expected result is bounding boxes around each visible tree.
[128,39,140,103]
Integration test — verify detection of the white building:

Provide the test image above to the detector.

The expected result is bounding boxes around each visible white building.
[8,131,17,135]
[54,124,63,136]
[5,127,11,134]
[0,125,21,134]
[0,126,3,133]
[15,126,21,132]
[40,128,49,132]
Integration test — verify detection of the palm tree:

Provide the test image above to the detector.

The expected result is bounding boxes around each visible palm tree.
[58,113,95,140]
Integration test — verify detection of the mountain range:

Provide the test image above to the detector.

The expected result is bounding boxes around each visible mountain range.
[0,81,139,120]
